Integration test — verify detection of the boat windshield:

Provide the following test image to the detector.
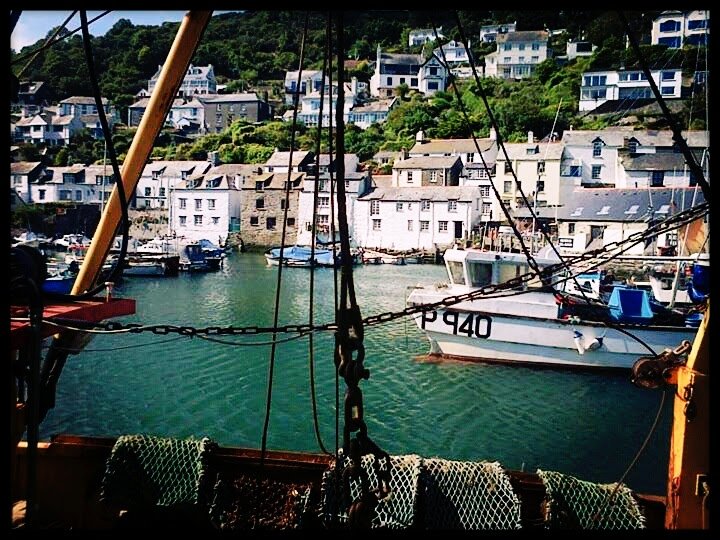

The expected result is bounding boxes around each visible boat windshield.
[448,261,466,285]
[467,261,492,287]
[499,263,529,286]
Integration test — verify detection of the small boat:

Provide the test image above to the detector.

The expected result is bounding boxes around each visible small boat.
[53,234,92,251]
[406,247,701,370]
[179,242,218,272]
[264,245,336,267]
[124,255,180,277]
[12,231,40,249]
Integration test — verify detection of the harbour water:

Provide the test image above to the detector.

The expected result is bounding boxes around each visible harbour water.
[40,251,674,495]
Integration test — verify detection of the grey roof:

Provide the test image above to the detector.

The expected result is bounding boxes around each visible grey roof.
[561,129,709,149]
[316,171,367,180]
[379,52,423,65]
[514,187,706,221]
[410,138,496,155]
[265,150,313,167]
[60,96,108,105]
[372,175,393,188]
[495,142,564,161]
[351,98,397,113]
[143,161,211,177]
[267,172,305,189]
[620,151,705,171]
[359,186,481,202]
[177,174,230,190]
[317,154,359,169]
[496,31,548,43]
[151,63,213,82]
[393,156,462,169]
[198,93,262,103]
[208,164,263,176]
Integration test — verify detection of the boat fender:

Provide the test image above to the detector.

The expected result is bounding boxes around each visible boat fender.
[585,337,603,351]
[573,330,585,355]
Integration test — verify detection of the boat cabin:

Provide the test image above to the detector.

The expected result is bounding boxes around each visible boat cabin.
[442,248,557,290]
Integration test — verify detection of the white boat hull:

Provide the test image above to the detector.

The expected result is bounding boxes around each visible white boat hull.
[412,307,697,370]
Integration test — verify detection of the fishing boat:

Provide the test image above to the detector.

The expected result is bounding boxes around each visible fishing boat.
[123,255,180,277]
[406,247,702,370]
[265,245,336,267]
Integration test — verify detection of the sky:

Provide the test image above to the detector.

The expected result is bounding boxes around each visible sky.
[11,11,236,51]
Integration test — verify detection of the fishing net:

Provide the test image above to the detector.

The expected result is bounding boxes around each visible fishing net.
[420,458,522,530]
[100,434,217,509]
[320,452,423,529]
[320,454,522,530]
[537,469,646,529]
[207,474,314,531]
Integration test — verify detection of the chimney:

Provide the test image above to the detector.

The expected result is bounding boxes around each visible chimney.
[305,78,312,96]
[351,76,358,96]
[489,127,497,141]
[207,151,220,166]
[528,131,534,144]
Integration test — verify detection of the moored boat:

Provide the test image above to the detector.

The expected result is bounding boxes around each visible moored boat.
[406,247,701,370]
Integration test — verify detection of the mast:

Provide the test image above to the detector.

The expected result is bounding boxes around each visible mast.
[72,11,212,293]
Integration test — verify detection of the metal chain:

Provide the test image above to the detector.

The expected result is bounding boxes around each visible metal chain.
[34,203,707,339]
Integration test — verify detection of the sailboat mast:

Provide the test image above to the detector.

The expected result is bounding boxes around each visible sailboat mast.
[71,11,212,293]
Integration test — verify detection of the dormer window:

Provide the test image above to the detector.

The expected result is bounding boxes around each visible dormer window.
[593,141,603,157]
[628,140,638,153]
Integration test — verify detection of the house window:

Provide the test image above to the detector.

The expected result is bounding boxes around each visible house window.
[194,215,203,225]
[208,199,215,209]
[568,223,575,234]
[504,181,512,193]
[370,200,380,215]
[250,216,259,226]
[396,202,403,212]
[408,220,413,231]
[280,200,286,210]
[145,187,152,196]
[651,171,665,187]
[420,220,429,232]
[287,218,295,226]
[504,162,512,174]
[256,197,265,209]
[38,189,45,200]
[319,196,330,207]
[628,141,638,153]
[255,181,264,191]
[591,165,601,179]
[179,216,187,226]
[410,78,418,86]
[481,202,491,215]
[266,217,277,229]
[438,221,448,232]
[144,200,151,207]
[318,180,328,191]
[195,199,202,210]
[421,199,430,211]
[317,215,329,225]
[386,77,392,85]
[180,198,187,209]
[429,171,438,182]
[372,219,381,231]
[212,217,220,225]
[448,200,457,212]
[480,186,490,197]
[427,81,439,90]
[466,153,474,163]
[407,171,414,183]
[537,161,545,174]
[593,141,602,157]
[597,205,611,215]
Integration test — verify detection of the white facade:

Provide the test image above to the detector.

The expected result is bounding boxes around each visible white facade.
[433,40,471,64]
[479,22,517,43]
[354,186,482,251]
[284,70,328,105]
[135,161,212,209]
[170,174,241,244]
[565,40,596,61]
[578,68,683,112]
[409,27,443,47]
[484,31,549,80]
[651,10,710,48]
[286,79,359,127]
[30,166,97,205]
[13,113,79,146]
[347,98,398,130]
[149,64,216,96]
[370,47,447,98]
[295,171,371,246]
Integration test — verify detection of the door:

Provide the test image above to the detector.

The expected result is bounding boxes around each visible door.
[454,221,463,239]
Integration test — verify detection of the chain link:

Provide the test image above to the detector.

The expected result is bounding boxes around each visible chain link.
[43,203,707,339]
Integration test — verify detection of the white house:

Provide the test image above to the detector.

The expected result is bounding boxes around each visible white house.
[148,64,216,97]
[370,46,448,98]
[347,98,398,130]
[354,186,483,251]
[578,68,683,112]
[391,155,464,187]
[564,40,597,61]
[31,165,97,205]
[283,78,360,128]
[295,156,372,246]
[263,150,315,174]
[479,22,517,43]
[433,39,471,65]
[409,27,443,47]
[560,128,709,188]
[134,160,212,209]
[170,173,242,244]
[10,162,46,203]
[13,112,78,146]
[484,30,549,80]
[284,70,328,105]
[651,10,710,48]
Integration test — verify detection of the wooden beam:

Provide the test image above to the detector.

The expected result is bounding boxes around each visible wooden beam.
[665,301,709,529]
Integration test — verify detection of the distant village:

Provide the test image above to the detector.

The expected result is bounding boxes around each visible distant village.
[10,10,709,255]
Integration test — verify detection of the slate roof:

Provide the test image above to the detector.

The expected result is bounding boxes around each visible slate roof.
[496,31,548,43]
[513,187,707,221]
[410,138,496,155]
[393,156,462,169]
[11,162,43,175]
[561,129,709,149]
[60,96,108,105]
[359,185,480,202]
[264,150,313,167]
